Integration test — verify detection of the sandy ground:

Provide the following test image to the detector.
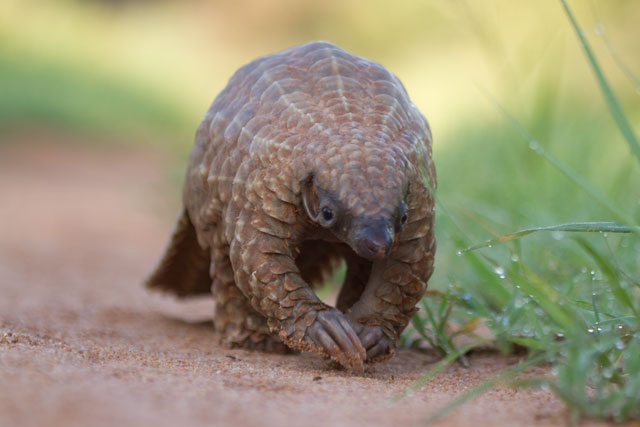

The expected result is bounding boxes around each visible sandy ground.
[0,133,604,426]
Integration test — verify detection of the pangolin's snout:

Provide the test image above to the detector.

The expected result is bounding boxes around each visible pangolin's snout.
[356,223,394,260]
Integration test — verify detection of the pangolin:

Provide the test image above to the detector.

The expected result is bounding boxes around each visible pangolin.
[147,41,436,372]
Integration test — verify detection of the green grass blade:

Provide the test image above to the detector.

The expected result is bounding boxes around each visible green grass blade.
[481,89,637,226]
[423,353,547,424]
[460,222,637,253]
[573,237,638,317]
[411,312,438,349]
[508,337,547,351]
[516,263,582,332]
[560,0,640,165]
[390,342,480,403]
[454,244,512,308]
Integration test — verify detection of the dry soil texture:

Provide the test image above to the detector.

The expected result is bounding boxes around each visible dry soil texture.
[0,133,606,427]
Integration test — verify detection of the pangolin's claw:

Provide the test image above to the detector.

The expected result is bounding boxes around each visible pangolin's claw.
[358,324,384,349]
[306,309,366,372]
[350,323,391,361]
[366,337,390,359]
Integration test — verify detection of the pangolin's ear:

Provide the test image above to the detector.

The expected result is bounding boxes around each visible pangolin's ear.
[302,177,320,221]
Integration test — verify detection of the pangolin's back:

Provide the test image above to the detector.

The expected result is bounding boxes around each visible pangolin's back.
[185,41,434,239]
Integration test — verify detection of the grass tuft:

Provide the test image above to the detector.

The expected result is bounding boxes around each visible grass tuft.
[403,3,640,421]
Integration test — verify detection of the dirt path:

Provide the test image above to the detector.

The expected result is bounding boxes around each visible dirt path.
[0,133,583,426]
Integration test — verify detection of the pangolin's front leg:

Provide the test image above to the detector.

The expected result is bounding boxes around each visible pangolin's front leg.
[229,204,366,371]
[347,195,435,362]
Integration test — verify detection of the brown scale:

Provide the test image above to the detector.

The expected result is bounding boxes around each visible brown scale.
[146,41,436,373]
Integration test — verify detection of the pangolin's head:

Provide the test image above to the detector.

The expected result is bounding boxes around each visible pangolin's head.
[301,143,412,261]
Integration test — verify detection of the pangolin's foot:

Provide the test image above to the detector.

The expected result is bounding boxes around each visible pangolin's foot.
[353,324,393,361]
[346,318,397,363]
[303,308,366,372]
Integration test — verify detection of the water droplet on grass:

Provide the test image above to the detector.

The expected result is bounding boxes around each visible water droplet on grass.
[494,266,505,279]
[510,254,519,262]
[587,326,595,333]
[456,250,463,256]
[528,140,541,152]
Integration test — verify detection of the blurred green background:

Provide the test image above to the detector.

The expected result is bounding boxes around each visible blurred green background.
[2,0,638,143]
[1,0,639,278]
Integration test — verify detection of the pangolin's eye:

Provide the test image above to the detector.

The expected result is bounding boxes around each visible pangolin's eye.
[321,207,334,222]
[397,201,408,231]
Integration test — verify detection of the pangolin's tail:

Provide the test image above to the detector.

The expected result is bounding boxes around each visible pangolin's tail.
[145,209,212,297]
